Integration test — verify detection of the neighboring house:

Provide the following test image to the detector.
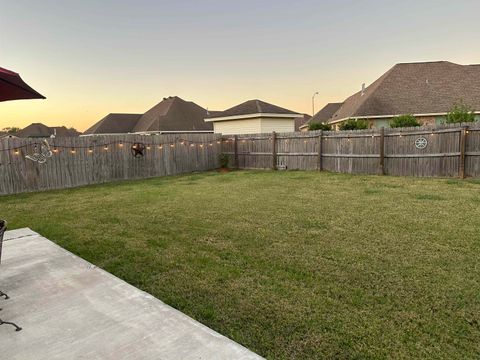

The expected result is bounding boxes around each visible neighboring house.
[16,123,80,138]
[83,114,142,135]
[312,61,480,130]
[83,96,215,136]
[205,99,303,135]
[295,114,312,131]
[299,103,343,131]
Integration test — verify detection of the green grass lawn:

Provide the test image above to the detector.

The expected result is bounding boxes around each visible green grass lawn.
[2,170,480,359]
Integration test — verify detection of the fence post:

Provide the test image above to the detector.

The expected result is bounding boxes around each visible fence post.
[272,131,277,170]
[379,127,385,175]
[234,135,239,169]
[318,130,323,171]
[459,126,468,179]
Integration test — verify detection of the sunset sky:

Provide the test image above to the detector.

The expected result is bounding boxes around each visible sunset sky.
[1,0,479,131]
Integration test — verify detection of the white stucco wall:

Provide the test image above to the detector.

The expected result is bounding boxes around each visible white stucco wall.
[212,117,296,135]
[213,119,262,135]
[260,118,295,133]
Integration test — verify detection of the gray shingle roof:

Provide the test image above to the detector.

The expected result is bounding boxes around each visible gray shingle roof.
[329,61,480,122]
[83,114,142,135]
[209,99,300,118]
[133,96,213,132]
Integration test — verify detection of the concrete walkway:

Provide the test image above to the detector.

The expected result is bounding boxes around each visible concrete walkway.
[0,228,262,359]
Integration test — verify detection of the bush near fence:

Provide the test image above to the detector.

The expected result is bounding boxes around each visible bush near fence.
[221,122,480,178]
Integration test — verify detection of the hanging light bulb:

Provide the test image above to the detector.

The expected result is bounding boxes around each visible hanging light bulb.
[104,145,109,151]
[170,143,175,148]
[88,147,93,153]
[190,143,195,147]
[158,145,163,149]
[14,148,19,155]
[70,148,76,154]
[119,142,124,148]
[53,147,58,153]
[146,145,151,150]
[209,143,213,147]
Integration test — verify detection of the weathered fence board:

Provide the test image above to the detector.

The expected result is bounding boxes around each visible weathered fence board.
[0,134,221,195]
[221,123,480,178]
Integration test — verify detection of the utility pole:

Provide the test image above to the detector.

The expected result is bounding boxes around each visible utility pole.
[312,91,319,116]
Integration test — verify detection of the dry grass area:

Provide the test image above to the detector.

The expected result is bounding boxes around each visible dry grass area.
[2,170,480,359]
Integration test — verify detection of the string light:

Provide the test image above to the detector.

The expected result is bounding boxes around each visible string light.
[14,149,19,155]
[190,143,195,147]
[104,146,109,151]
[209,143,213,147]
[70,148,76,154]
[170,144,175,148]
[119,142,124,147]
[216,141,221,144]
[146,145,151,150]
[53,147,58,153]
[88,148,93,154]
[158,145,163,149]
[199,144,204,148]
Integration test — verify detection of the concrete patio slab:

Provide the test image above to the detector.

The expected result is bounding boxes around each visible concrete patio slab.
[0,228,263,360]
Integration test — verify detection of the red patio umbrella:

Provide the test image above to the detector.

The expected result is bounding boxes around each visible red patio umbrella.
[0,66,45,102]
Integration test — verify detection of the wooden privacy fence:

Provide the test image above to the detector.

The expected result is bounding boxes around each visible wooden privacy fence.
[221,122,480,178]
[0,133,221,195]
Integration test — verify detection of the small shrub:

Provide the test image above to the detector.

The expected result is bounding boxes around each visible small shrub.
[218,153,230,168]
[339,119,368,130]
[446,102,476,123]
[390,114,420,128]
[308,122,332,131]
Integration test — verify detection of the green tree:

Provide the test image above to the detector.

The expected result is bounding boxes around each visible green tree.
[308,122,332,131]
[390,114,420,128]
[2,127,21,134]
[339,119,368,130]
[446,102,475,123]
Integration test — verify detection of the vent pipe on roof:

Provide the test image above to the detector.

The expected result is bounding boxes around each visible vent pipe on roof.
[361,83,366,96]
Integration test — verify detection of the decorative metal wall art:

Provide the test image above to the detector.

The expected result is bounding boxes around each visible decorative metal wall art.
[131,143,146,157]
[25,140,53,164]
[415,137,428,149]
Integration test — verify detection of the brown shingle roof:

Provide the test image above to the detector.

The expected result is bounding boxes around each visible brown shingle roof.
[209,99,300,118]
[329,61,480,122]
[51,126,81,137]
[16,123,53,138]
[301,103,343,128]
[133,96,213,132]
[83,114,142,135]
[17,123,81,137]
[295,114,312,131]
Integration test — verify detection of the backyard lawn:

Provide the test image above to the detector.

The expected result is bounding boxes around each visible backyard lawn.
[2,170,480,359]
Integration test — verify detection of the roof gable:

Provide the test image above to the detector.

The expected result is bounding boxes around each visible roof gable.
[133,96,213,132]
[210,99,299,119]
